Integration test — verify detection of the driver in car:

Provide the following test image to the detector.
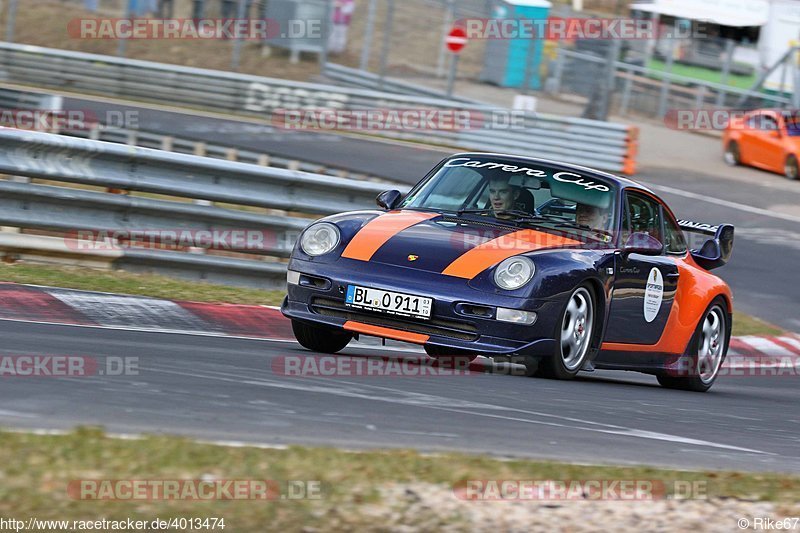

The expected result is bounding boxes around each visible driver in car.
[488,176,521,217]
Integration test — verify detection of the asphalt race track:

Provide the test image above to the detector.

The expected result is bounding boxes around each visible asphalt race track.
[65,95,800,333]
[1,319,799,474]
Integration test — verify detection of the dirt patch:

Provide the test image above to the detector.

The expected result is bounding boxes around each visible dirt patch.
[360,482,797,533]
[2,0,320,81]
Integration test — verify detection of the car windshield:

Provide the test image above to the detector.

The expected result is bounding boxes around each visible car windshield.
[401,156,618,239]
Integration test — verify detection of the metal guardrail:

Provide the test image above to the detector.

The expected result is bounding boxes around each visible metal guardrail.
[0,42,639,174]
[322,63,479,103]
[0,180,307,258]
[0,129,393,215]
[320,63,638,172]
[71,127,391,182]
[0,86,62,113]
[0,128,407,289]
[318,63,638,170]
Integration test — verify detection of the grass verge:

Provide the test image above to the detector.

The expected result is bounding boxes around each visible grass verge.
[648,59,757,89]
[731,313,786,337]
[0,262,285,306]
[0,262,790,337]
[0,428,798,532]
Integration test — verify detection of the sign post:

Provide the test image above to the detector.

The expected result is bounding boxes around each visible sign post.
[445,26,467,98]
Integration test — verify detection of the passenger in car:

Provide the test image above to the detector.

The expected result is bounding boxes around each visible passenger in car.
[575,203,609,232]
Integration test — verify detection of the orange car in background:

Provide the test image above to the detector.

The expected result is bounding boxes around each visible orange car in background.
[723,109,800,180]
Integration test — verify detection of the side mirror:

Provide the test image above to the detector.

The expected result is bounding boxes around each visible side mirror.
[769,129,781,138]
[376,190,402,210]
[622,232,663,256]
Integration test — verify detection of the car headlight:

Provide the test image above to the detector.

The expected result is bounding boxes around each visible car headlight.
[494,256,535,290]
[300,223,340,256]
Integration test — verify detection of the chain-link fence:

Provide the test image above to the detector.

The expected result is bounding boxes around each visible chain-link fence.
[546,37,792,121]
[7,0,270,21]
[3,0,794,122]
[335,0,491,88]
[0,0,324,78]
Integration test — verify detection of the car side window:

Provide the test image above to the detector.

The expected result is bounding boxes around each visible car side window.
[663,211,688,255]
[747,114,778,131]
[620,196,632,244]
[786,115,800,136]
[762,116,779,131]
[625,193,663,246]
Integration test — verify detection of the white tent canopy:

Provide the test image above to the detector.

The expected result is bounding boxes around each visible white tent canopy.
[630,0,769,28]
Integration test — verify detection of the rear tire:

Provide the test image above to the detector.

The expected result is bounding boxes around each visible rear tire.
[724,141,741,166]
[785,155,799,180]
[292,320,352,354]
[536,285,596,380]
[657,298,729,392]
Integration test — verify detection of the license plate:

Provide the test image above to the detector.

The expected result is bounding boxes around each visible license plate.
[345,285,432,319]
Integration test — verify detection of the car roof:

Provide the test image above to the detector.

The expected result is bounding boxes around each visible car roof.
[449,152,655,195]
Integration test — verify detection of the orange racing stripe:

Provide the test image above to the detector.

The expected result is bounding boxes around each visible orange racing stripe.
[341,211,438,262]
[441,229,581,279]
[343,321,430,344]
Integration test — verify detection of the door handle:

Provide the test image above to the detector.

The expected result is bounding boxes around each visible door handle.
[666,272,680,279]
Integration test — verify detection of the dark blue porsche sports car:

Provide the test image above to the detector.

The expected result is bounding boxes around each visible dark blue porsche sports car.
[281,154,735,392]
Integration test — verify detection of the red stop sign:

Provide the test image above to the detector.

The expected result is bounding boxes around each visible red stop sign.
[446,27,468,54]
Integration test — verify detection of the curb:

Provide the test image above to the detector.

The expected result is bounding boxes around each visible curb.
[0,282,293,341]
[0,283,798,363]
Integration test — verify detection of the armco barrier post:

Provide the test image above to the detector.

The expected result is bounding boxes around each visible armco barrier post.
[623,126,639,176]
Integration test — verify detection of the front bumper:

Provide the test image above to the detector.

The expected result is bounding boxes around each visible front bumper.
[281,257,563,357]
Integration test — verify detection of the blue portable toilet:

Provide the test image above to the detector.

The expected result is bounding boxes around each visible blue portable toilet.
[480,0,553,90]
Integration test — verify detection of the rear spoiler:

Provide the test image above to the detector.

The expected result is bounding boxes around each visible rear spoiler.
[677,220,720,236]
[678,220,734,270]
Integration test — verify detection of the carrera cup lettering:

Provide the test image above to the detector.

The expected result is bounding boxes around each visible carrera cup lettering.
[552,172,610,192]
[444,158,548,177]
[442,159,610,192]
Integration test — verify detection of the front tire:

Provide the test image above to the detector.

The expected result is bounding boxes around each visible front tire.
[785,155,799,180]
[292,320,352,354]
[536,285,596,380]
[657,299,729,392]
[723,141,741,166]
